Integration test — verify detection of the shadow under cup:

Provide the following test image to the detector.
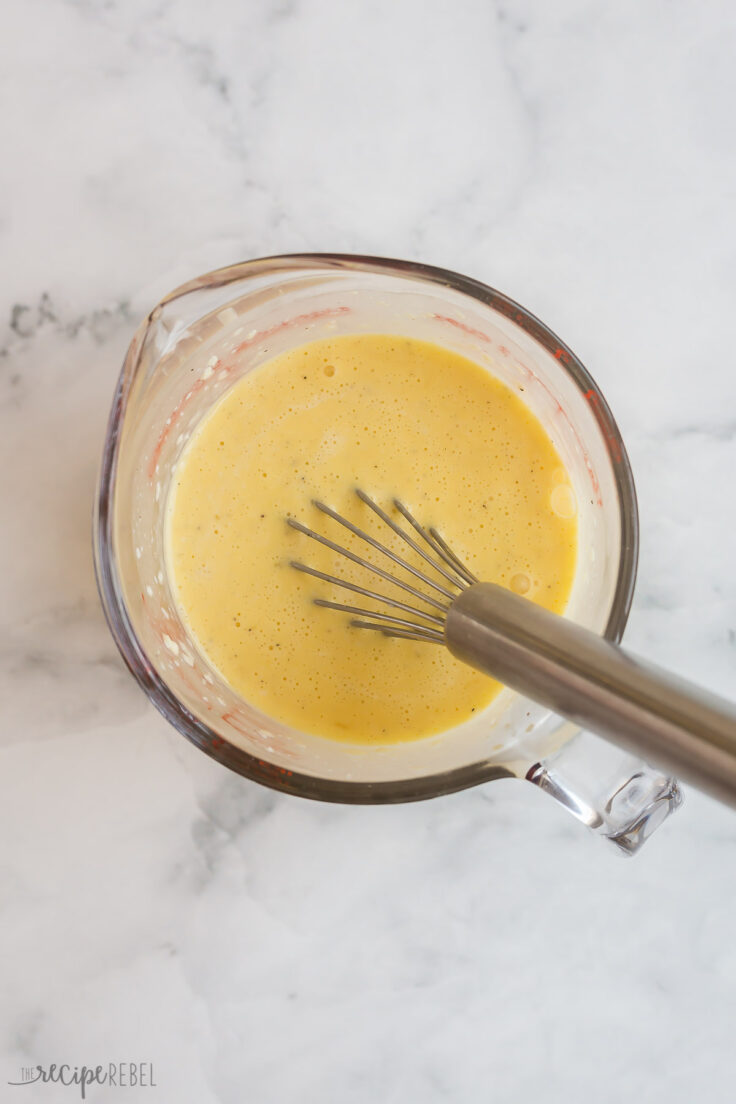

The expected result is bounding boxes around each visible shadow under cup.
[95,255,681,852]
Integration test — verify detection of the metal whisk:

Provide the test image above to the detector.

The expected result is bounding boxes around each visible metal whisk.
[289,489,736,808]
[289,489,477,643]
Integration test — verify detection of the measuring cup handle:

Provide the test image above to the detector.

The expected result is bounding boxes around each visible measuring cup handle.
[525,732,683,854]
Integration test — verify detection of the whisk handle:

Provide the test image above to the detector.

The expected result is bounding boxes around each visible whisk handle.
[446,582,736,807]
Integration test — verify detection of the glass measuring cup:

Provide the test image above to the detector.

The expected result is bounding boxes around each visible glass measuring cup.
[94,255,682,853]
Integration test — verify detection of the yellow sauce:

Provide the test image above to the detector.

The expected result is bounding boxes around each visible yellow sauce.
[167,335,577,743]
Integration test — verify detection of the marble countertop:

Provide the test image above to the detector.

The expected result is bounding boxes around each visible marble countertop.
[2,1,735,1101]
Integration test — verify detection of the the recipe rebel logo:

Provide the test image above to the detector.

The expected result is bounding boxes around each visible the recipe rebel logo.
[8,1062,156,1098]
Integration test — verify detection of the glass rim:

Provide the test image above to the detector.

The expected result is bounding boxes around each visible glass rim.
[94,252,639,803]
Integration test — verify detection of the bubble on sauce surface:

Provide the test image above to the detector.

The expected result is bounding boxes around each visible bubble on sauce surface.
[550,484,577,519]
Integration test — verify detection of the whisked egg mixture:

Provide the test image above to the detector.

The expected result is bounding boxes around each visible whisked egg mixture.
[166,334,577,743]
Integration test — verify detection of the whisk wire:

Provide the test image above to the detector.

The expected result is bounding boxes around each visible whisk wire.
[392,499,476,587]
[355,490,466,592]
[351,620,445,644]
[427,526,478,586]
[291,561,447,622]
[314,598,443,630]
[287,518,449,613]
[312,500,456,601]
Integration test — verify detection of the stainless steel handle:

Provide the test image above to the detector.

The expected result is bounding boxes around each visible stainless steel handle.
[446,582,736,807]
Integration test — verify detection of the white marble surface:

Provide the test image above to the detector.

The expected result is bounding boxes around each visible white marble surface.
[2,1,736,1101]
